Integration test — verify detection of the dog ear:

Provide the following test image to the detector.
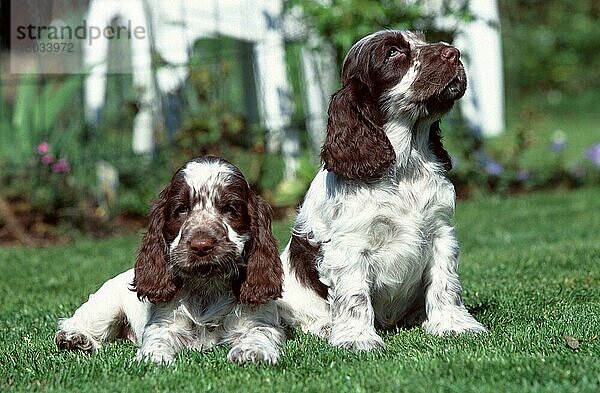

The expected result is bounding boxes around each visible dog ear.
[236,193,283,306]
[131,188,180,304]
[321,85,396,180]
[429,120,452,171]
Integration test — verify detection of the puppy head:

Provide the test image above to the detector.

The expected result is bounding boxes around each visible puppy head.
[132,156,282,305]
[379,31,467,119]
[322,30,465,179]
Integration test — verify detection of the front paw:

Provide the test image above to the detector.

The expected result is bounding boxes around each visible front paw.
[423,310,487,336]
[227,344,279,364]
[55,330,98,353]
[135,349,175,365]
[304,319,332,340]
[329,328,385,352]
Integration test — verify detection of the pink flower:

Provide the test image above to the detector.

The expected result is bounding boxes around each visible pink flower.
[52,159,71,173]
[37,142,50,155]
[41,154,55,165]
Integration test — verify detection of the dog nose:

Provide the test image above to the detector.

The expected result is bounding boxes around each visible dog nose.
[441,46,460,64]
[189,236,216,256]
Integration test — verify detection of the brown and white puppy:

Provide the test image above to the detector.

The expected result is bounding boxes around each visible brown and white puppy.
[56,156,284,364]
[278,31,486,351]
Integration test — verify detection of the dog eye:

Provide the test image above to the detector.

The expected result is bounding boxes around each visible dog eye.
[388,46,405,60]
[222,203,240,216]
[173,205,188,216]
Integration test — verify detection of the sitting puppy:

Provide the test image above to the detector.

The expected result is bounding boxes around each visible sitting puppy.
[278,31,486,351]
[56,156,285,364]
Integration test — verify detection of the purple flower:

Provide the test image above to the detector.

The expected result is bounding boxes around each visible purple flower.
[52,159,71,173]
[484,160,504,176]
[37,142,50,155]
[550,130,567,153]
[551,140,566,152]
[41,154,55,165]
[516,169,531,181]
[585,143,600,168]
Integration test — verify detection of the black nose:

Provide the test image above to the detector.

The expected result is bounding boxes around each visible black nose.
[441,46,460,64]
[189,236,216,256]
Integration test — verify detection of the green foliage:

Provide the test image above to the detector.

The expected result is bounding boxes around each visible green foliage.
[444,115,600,198]
[500,1,600,102]
[173,37,290,197]
[1,188,599,392]
[0,75,86,219]
[3,0,600,233]
[268,152,318,207]
[286,0,470,60]
[2,74,84,164]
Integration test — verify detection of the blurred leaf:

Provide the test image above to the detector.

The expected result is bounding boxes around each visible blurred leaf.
[12,75,36,130]
[8,74,83,164]
[12,75,38,161]
[564,335,580,350]
[34,75,82,133]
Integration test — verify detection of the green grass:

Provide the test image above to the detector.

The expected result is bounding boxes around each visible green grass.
[1,188,599,392]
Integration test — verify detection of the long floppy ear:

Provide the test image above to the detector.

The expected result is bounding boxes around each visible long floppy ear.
[321,86,396,180]
[429,120,452,171]
[236,193,283,306]
[131,188,180,304]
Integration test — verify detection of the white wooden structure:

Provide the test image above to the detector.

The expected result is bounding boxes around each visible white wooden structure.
[84,0,299,176]
[424,0,505,137]
[83,0,505,181]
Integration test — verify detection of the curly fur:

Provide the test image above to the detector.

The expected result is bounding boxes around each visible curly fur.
[56,156,284,364]
[278,31,486,351]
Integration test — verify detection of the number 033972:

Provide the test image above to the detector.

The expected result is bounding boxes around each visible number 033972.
[27,43,75,53]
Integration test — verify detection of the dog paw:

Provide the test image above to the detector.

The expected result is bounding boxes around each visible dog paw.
[304,319,332,340]
[423,311,487,336]
[55,330,97,353]
[329,329,386,352]
[135,349,175,365]
[227,345,279,364]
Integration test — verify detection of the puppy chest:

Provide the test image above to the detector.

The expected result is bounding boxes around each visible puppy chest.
[346,198,428,255]
[361,213,430,324]
[168,297,236,343]
[364,212,429,275]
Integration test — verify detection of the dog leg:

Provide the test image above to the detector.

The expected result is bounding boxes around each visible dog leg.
[136,327,179,364]
[322,249,385,351]
[226,303,285,364]
[136,310,191,365]
[422,225,486,335]
[56,269,144,352]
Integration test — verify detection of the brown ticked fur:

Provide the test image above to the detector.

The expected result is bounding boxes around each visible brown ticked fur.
[429,121,452,172]
[132,156,282,306]
[322,85,396,181]
[288,233,328,299]
[132,188,181,304]
[322,31,458,181]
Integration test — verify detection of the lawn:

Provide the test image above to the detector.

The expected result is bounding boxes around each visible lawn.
[1,187,599,392]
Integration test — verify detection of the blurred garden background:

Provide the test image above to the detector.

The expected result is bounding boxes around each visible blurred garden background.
[0,0,599,244]
[1,1,599,392]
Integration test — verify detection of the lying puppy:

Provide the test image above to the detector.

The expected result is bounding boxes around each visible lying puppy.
[278,30,486,351]
[56,156,285,364]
